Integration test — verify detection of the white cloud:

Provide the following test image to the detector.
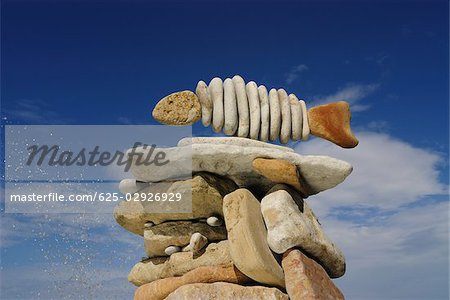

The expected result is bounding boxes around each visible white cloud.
[296,130,445,214]
[2,99,69,123]
[311,83,379,112]
[286,64,309,84]
[295,130,448,299]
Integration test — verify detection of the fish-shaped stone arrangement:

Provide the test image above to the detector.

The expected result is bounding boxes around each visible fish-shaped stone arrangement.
[151,75,359,148]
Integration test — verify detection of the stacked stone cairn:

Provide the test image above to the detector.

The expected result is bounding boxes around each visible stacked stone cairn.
[114,75,359,299]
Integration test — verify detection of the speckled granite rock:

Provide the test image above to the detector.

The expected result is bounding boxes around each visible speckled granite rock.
[152,91,201,125]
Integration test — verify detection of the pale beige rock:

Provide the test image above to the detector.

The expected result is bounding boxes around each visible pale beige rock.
[278,89,291,144]
[144,221,226,257]
[223,189,285,288]
[223,78,238,135]
[118,179,150,195]
[129,241,232,286]
[130,141,353,196]
[209,77,224,133]
[258,85,270,142]
[152,91,201,125]
[246,81,261,140]
[289,94,303,141]
[300,100,310,140]
[114,173,237,235]
[177,136,293,152]
[233,75,250,137]
[252,158,311,197]
[165,282,289,300]
[134,265,251,300]
[282,249,345,300]
[182,232,208,253]
[196,81,212,126]
[269,88,281,141]
[261,189,345,278]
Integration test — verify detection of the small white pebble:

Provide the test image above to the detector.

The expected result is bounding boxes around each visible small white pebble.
[206,216,223,227]
[182,232,208,253]
[144,222,154,229]
[164,246,181,256]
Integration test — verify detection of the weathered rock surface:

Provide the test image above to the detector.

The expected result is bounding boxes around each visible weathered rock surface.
[282,249,345,300]
[308,101,358,148]
[144,221,226,257]
[223,78,238,135]
[269,88,281,141]
[300,100,310,140]
[258,85,270,142]
[178,136,293,152]
[196,81,213,126]
[233,75,250,138]
[129,241,232,286]
[246,81,261,140]
[130,138,353,195]
[134,265,250,300]
[209,77,224,133]
[252,158,311,197]
[165,282,289,300]
[289,94,303,141]
[152,91,201,125]
[223,189,285,288]
[278,89,291,144]
[114,173,237,235]
[261,189,345,278]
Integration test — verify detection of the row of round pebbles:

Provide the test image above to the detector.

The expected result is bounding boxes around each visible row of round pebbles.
[196,75,310,144]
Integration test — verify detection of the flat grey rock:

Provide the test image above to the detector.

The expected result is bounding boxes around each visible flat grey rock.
[130,138,352,195]
[178,137,293,152]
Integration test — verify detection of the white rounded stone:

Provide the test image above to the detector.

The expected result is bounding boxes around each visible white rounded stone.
[144,221,154,229]
[209,77,224,133]
[164,245,181,256]
[182,232,208,253]
[258,85,270,142]
[196,81,212,127]
[289,94,302,141]
[246,81,261,140]
[278,89,291,144]
[232,75,250,138]
[268,88,281,141]
[118,179,149,195]
[223,78,238,135]
[206,216,223,227]
[299,100,310,140]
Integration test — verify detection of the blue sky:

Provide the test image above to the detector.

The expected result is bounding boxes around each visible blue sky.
[1,0,449,299]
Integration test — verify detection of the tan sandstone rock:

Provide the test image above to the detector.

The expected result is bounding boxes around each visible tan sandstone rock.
[128,241,232,286]
[114,173,237,235]
[223,189,285,288]
[144,221,227,257]
[282,249,345,300]
[252,158,312,197]
[134,265,250,300]
[165,282,289,300]
[152,90,201,125]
